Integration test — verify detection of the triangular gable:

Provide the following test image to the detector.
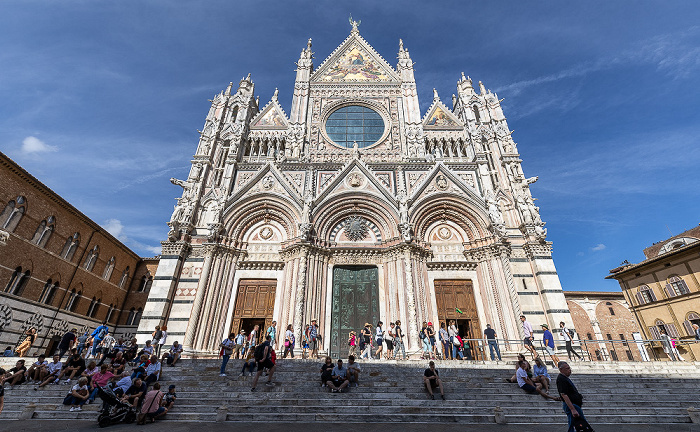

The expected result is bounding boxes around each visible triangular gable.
[315,159,397,208]
[422,96,463,130]
[409,163,484,208]
[311,33,399,83]
[250,96,289,129]
[227,162,302,208]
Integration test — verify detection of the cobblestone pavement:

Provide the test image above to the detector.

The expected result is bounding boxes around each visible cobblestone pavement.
[1,420,698,432]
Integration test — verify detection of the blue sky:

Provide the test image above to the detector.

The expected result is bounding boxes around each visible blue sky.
[1,2,699,292]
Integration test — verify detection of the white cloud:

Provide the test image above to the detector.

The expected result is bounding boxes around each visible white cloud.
[591,244,606,252]
[21,136,57,154]
[103,218,126,240]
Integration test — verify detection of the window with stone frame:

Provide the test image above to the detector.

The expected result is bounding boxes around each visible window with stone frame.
[105,304,115,323]
[472,105,481,123]
[119,267,130,288]
[31,216,55,247]
[83,245,99,271]
[138,274,153,292]
[653,319,680,339]
[61,232,80,261]
[102,257,116,281]
[666,275,690,297]
[87,297,101,318]
[65,289,81,312]
[636,285,656,305]
[5,266,31,295]
[126,308,136,325]
[39,279,59,304]
[682,312,700,337]
[134,307,143,326]
[606,301,615,315]
[0,196,26,232]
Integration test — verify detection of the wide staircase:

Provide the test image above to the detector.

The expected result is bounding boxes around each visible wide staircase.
[1,358,699,425]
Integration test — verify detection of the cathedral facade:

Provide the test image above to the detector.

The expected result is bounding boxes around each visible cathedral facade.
[138,22,572,357]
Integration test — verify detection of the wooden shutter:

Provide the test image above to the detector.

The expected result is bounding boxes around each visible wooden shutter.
[683,320,694,337]
[665,284,675,298]
[665,323,680,338]
[636,292,644,305]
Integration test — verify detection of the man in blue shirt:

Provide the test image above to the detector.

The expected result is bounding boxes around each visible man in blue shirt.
[541,324,560,366]
[90,322,109,358]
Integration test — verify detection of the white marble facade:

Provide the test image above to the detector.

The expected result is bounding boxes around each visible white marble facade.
[137,22,573,355]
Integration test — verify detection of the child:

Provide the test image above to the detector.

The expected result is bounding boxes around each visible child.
[348,331,357,358]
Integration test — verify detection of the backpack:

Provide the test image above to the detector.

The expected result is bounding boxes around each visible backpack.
[97,327,108,339]
[419,330,426,340]
[254,343,267,362]
[568,328,575,339]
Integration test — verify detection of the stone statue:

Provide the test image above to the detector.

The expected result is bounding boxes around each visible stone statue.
[399,222,412,243]
[397,191,409,224]
[302,192,313,223]
[486,193,505,226]
[534,224,547,241]
[516,195,533,224]
[299,222,312,241]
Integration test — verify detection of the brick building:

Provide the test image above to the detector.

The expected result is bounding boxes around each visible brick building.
[0,151,156,355]
[564,291,644,361]
[607,224,700,361]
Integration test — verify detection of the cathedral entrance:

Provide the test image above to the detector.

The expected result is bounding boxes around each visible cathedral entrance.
[230,279,276,342]
[330,266,379,359]
[433,279,483,359]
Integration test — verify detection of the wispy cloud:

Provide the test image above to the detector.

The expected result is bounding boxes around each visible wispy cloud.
[102,218,161,256]
[20,136,57,154]
[591,244,606,252]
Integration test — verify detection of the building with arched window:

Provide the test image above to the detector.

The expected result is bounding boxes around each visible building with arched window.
[608,224,700,360]
[137,23,573,357]
[0,151,158,355]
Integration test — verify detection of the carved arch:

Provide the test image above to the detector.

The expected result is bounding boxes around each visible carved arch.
[222,196,300,242]
[313,192,400,243]
[411,194,490,242]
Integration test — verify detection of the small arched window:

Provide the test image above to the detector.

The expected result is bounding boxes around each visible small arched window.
[87,297,100,318]
[102,257,116,281]
[61,232,80,261]
[636,285,656,305]
[134,308,143,326]
[472,105,481,123]
[5,266,30,295]
[64,289,77,311]
[105,304,115,323]
[119,266,130,288]
[1,196,26,232]
[126,307,136,325]
[666,275,690,297]
[683,312,700,337]
[230,105,239,123]
[138,273,152,292]
[41,280,58,305]
[32,216,55,247]
[652,319,680,339]
[83,245,99,271]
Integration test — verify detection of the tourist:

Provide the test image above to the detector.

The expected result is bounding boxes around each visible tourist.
[90,322,109,359]
[219,333,235,377]
[124,338,139,363]
[452,333,464,360]
[247,324,259,358]
[130,354,150,380]
[98,336,122,366]
[659,329,677,361]
[110,351,127,374]
[98,332,116,363]
[302,325,311,359]
[58,349,85,384]
[361,323,373,359]
[693,324,700,341]
[520,315,538,359]
[347,355,361,387]
[557,361,590,432]
[76,332,89,357]
[81,360,99,385]
[25,354,48,383]
[144,355,161,386]
[394,320,407,360]
[283,324,295,358]
[320,356,333,387]
[122,377,147,407]
[559,322,582,361]
[151,326,163,357]
[138,340,155,358]
[541,324,561,366]
[57,328,77,360]
[62,376,89,412]
[164,384,177,410]
[347,331,357,358]
[266,321,277,350]
[506,354,530,383]
[140,382,167,423]
[16,327,37,357]
[374,321,384,360]
[233,330,246,359]
[113,371,132,397]
[439,322,451,360]
[88,364,114,403]
[533,357,552,393]
[157,326,168,358]
[310,320,319,359]
[2,346,13,357]
[385,323,395,359]
[239,350,257,377]
[37,355,62,388]
[483,324,502,361]
[162,341,182,366]
[423,361,445,400]
[427,323,438,360]
[327,359,349,393]
[420,321,430,359]
[251,335,276,391]
[516,360,558,401]
[1,360,27,389]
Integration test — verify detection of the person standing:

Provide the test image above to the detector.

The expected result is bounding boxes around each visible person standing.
[16,328,37,357]
[266,321,277,350]
[394,320,406,360]
[483,324,502,361]
[541,324,561,366]
[310,320,319,359]
[693,323,700,341]
[283,324,295,358]
[219,333,235,377]
[151,326,163,357]
[439,322,451,360]
[520,315,538,359]
[57,328,77,360]
[557,361,590,432]
[251,335,276,391]
[361,324,373,359]
[374,321,384,360]
[659,329,677,361]
[302,325,310,359]
[233,330,246,359]
[448,320,459,359]
[426,323,438,360]
[385,323,395,359]
[90,322,109,359]
[559,322,582,361]
[348,331,357,358]
[157,326,168,357]
[247,324,259,358]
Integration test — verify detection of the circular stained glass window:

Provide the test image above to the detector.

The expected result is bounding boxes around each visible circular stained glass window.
[325,105,384,148]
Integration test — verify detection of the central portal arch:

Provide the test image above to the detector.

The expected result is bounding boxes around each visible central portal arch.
[330,265,380,359]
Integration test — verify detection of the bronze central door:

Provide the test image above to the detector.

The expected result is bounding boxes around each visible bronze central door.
[330,266,379,359]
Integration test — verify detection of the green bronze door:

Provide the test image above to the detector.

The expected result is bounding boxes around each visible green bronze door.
[330,265,379,359]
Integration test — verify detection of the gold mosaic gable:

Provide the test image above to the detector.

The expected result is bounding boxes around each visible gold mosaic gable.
[252,105,288,129]
[320,45,392,82]
[423,104,462,129]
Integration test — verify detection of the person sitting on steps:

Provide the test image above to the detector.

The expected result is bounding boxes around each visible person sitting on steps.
[320,356,333,387]
[516,360,559,401]
[327,359,350,393]
[347,355,361,387]
[423,361,445,400]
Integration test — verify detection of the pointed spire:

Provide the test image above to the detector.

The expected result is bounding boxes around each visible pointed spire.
[399,38,404,51]
[452,94,457,108]
[246,73,251,81]
[224,82,233,96]
[479,81,486,95]
[307,38,312,50]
